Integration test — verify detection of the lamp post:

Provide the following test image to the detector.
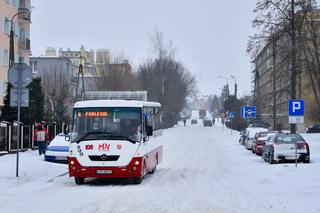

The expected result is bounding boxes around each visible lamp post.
[8,10,30,178]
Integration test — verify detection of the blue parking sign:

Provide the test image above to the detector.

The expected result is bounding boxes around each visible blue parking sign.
[288,100,304,116]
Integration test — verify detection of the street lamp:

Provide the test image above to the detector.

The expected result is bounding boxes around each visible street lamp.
[9,9,30,67]
[8,10,30,178]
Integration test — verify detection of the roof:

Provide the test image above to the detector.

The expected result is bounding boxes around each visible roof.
[74,100,161,108]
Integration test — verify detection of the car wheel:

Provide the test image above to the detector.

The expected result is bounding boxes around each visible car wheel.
[75,177,84,185]
[303,159,310,163]
[252,148,255,154]
[269,152,275,164]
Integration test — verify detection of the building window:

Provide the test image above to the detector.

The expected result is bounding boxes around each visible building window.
[5,0,10,4]
[31,61,38,73]
[11,0,17,7]
[3,17,10,34]
[2,49,9,66]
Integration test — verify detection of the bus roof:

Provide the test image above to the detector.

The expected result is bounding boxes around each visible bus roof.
[74,100,161,108]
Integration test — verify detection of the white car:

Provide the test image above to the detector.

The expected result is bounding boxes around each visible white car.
[244,127,269,150]
[44,133,69,162]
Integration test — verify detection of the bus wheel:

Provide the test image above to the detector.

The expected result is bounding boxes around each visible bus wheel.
[149,166,156,174]
[75,177,84,185]
[133,176,143,184]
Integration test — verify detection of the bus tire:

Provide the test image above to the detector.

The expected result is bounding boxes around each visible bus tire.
[149,166,156,174]
[133,176,143,184]
[75,177,84,185]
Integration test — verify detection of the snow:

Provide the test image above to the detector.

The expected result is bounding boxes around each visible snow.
[1,121,320,212]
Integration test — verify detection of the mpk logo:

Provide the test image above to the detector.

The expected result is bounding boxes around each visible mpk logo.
[98,143,110,151]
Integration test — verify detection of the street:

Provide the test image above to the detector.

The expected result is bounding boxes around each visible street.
[0,120,320,213]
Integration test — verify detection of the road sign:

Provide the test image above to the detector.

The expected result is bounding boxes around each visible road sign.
[10,88,29,107]
[242,106,256,118]
[8,63,32,88]
[229,112,235,119]
[288,100,304,116]
[289,116,304,124]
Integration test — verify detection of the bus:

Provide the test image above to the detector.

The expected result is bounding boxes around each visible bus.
[67,99,163,185]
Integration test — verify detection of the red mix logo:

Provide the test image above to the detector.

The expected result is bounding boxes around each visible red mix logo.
[98,143,110,151]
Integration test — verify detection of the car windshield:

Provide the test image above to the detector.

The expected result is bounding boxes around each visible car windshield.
[275,134,305,143]
[72,107,142,143]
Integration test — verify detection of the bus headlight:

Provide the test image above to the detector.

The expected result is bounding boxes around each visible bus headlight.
[134,160,139,166]
[70,160,75,165]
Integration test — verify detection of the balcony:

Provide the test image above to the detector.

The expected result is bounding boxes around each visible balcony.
[18,38,30,52]
[18,8,31,23]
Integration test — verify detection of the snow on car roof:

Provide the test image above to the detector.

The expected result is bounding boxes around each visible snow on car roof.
[74,100,161,108]
[248,127,269,138]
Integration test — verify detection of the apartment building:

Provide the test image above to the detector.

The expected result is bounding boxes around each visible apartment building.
[0,0,31,105]
[252,10,320,131]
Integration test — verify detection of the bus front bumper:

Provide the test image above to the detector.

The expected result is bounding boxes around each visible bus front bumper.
[68,157,143,178]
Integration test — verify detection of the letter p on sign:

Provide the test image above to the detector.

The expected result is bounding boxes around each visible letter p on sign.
[288,100,304,116]
[292,102,301,112]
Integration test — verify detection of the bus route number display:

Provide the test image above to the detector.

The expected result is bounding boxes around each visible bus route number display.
[78,112,109,117]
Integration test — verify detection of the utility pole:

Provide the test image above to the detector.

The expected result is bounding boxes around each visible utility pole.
[290,0,297,134]
[272,33,277,131]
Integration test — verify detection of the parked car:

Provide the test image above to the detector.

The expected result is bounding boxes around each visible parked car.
[191,119,198,124]
[262,133,310,164]
[252,131,278,155]
[244,127,269,150]
[44,133,69,162]
[306,124,320,133]
[203,119,213,127]
[239,129,248,145]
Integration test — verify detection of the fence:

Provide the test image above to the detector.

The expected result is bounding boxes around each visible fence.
[0,121,64,154]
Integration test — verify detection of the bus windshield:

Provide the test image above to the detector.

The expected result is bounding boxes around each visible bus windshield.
[72,107,142,143]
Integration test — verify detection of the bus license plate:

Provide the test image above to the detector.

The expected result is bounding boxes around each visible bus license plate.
[96,170,112,174]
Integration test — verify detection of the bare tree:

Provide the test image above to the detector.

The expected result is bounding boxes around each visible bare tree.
[136,29,197,128]
[40,64,71,124]
[92,51,138,91]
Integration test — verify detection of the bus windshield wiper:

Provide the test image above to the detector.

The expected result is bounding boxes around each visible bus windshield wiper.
[73,131,116,143]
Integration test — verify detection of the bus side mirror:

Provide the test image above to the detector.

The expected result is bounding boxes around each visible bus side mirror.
[63,124,69,135]
[146,125,153,136]
[65,134,71,142]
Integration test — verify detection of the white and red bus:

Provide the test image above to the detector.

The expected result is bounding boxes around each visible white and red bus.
[67,99,163,185]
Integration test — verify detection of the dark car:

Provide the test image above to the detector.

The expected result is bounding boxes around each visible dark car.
[306,124,320,133]
[191,119,197,124]
[203,119,212,127]
[262,133,310,164]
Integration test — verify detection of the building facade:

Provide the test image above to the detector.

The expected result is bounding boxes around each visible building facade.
[252,11,320,131]
[0,0,31,105]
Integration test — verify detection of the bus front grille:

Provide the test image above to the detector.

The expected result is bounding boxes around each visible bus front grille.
[88,155,120,161]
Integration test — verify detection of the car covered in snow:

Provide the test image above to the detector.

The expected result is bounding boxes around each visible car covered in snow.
[243,127,269,150]
[252,131,278,155]
[262,133,310,164]
[44,133,69,162]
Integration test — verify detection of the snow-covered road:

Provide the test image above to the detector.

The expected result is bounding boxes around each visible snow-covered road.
[1,120,320,213]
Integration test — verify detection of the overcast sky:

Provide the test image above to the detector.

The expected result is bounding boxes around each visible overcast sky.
[30,0,257,97]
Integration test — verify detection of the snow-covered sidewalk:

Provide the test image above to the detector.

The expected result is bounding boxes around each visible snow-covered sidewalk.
[0,121,320,213]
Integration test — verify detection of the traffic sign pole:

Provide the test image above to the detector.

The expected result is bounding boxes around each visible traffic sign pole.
[8,63,32,177]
